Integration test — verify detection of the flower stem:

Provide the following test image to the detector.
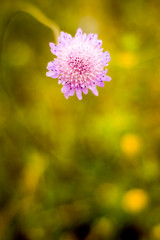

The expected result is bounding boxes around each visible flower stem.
[17,2,60,43]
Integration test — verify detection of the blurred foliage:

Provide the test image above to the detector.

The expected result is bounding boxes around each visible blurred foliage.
[0,0,160,239]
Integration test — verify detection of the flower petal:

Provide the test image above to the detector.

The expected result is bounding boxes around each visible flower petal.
[64,92,69,99]
[87,34,98,46]
[101,51,111,65]
[49,42,57,55]
[61,84,70,93]
[102,69,108,74]
[58,31,71,46]
[95,40,102,48]
[82,88,88,95]
[103,76,112,81]
[96,81,104,87]
[75,28,83,39]
[76,88,82,100]
[63,32,72,43]
[82,33,87,41]
[87,33,95,40]
[47,61,57,70]
[68,88,75,96]
[89,85,99,96]
[46,71,59,78]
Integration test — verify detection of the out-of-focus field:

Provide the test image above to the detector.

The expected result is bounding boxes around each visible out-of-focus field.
[0,0,160,239]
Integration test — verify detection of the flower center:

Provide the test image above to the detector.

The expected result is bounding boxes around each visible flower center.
[58,44,103,88]
[68,56,89,75]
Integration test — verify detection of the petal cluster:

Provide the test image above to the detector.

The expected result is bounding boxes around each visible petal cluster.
[46,28,111,100]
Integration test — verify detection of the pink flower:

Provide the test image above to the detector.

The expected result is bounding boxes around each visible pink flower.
[46,28,111,100]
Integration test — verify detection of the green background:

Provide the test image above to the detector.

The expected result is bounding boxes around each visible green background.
[0,0,160,239]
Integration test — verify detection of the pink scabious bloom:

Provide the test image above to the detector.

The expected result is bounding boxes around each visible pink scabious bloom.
[46,28,111,100]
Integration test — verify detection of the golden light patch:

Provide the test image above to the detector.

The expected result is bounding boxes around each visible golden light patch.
[116,52,138,68]
[121,134,142,156]
[122,189,149,213]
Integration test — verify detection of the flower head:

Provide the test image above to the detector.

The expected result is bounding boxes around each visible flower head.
[46,28,111,100]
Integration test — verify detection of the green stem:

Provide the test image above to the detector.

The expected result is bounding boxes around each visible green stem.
[17,2,60,43]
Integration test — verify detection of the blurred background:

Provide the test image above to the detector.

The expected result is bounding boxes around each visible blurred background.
[0,0,160,239]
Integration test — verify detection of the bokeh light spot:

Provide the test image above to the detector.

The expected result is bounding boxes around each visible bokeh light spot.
[116,52,138,68]
[122,189,149,213]
[121,134,142,156]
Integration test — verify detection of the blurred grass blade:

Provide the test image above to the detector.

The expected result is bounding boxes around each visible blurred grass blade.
[17,2,60,43]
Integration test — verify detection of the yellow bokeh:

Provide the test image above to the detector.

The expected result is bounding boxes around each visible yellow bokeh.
[122,189,149,213]
[121,134,142,156]
[116,52,138,68]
